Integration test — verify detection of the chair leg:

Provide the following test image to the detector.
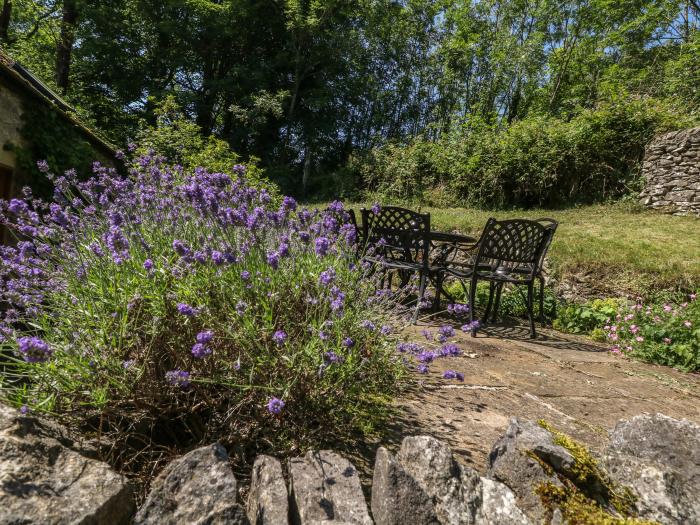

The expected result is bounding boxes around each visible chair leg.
[412,272,428,324]
[434,272,443,312]
[469,278,478,337]
[527,281,536,339]
[491,282,503,322]
[482,282,495,323]
[538,276,545,325]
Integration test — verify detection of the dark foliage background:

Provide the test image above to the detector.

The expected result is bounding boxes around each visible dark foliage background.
[2,0,699,204]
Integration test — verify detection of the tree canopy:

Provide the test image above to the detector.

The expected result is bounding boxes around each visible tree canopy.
[2,0,699,197]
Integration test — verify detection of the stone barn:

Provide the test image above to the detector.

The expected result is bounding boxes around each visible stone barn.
[0,50,114,240]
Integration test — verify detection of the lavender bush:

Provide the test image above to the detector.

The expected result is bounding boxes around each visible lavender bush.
[0,150,403,477]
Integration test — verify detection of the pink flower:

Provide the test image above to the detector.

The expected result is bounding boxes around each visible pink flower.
[610,325,617,332]
[684,320,692,328]
[624,314,634,321]
[663,337,672,344]
[690,293,697,301]
[680,302,688,308]
[611,345,621,354]
[609,334,619,342]
[663,304,672,312]
[629,325,639,334]
[635,336,644,342]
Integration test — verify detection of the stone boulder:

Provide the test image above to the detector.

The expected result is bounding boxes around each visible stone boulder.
[398,435,529,525]
[603,413,700,525]
[0,404,134,525]
[288,450,372,524]
[487,418,572,522]
[371,446,440,525]
[247,455,289,525]
[134,443,249,525]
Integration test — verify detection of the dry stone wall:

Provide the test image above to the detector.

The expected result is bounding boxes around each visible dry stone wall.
[639,127,700,216]
[3,404,699,524]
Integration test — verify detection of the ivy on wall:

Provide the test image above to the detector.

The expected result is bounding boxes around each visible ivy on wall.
[5,100,109,198]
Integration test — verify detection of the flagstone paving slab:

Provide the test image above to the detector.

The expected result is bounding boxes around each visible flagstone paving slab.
[389,323,700,474]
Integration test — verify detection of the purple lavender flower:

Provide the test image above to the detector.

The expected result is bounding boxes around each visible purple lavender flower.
[267,397,285,414]
[272,330,287,345]
[421,329,434,341]
[443,370,465,381]
[196,330,214,344]
[17,336,52,363]
[191,343,212,358]
[461,320,481,332]
[235,301,247,315]
[281,196,297,212]
[240,270,251,281]
[440,343,462,357]
[314,237,331,257]
[416,350,437,363]
[20,405,30,415]
[104,226,130,263]
[211,251,225,265]
[371,203,381,215]
[360,320,376,331]
[143,259,154,271]
[177,303,198,316]
[36,160,50,173]
[165,369,190,388]
[324,351,344,363]
[416,364,429,374]
[318,268,336,286]
[267,251,279,269]
[380,325,392,336]
[447,303,470,316]
[397,342,423,353]
[438,325,455,338]
[172,239,190,257]
[342,337,354,348]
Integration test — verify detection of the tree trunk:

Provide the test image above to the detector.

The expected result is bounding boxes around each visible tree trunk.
[0,0,11,43]
[56,0,78,95]
[301,147,311,197]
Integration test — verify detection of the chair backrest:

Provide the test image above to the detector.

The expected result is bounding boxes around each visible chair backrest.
[360,206,430,266]
[533,217,558,273]
[472,218,552,277]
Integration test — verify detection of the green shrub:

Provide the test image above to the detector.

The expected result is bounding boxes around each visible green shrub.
[354,96,695,208]
[0,152,403,484]
[135,96,278,198]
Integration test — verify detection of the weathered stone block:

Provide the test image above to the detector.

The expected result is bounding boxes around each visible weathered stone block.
[289,450,372,525]
[134,443,249,525]
[371,446,439,525]
[247,455,289,525]
[0,404,134,525]
[603,414,700,525]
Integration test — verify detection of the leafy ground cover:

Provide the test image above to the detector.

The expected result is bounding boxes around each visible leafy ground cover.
[0,153,405,490]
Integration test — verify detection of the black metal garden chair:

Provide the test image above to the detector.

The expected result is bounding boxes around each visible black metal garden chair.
[360,206,431,323]
[442,217,556,338]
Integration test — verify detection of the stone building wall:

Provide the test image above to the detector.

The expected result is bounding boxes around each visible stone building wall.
[0,75,27,173]
[639,127,700,217]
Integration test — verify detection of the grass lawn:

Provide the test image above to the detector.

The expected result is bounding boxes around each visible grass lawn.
[325,202,700,296]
